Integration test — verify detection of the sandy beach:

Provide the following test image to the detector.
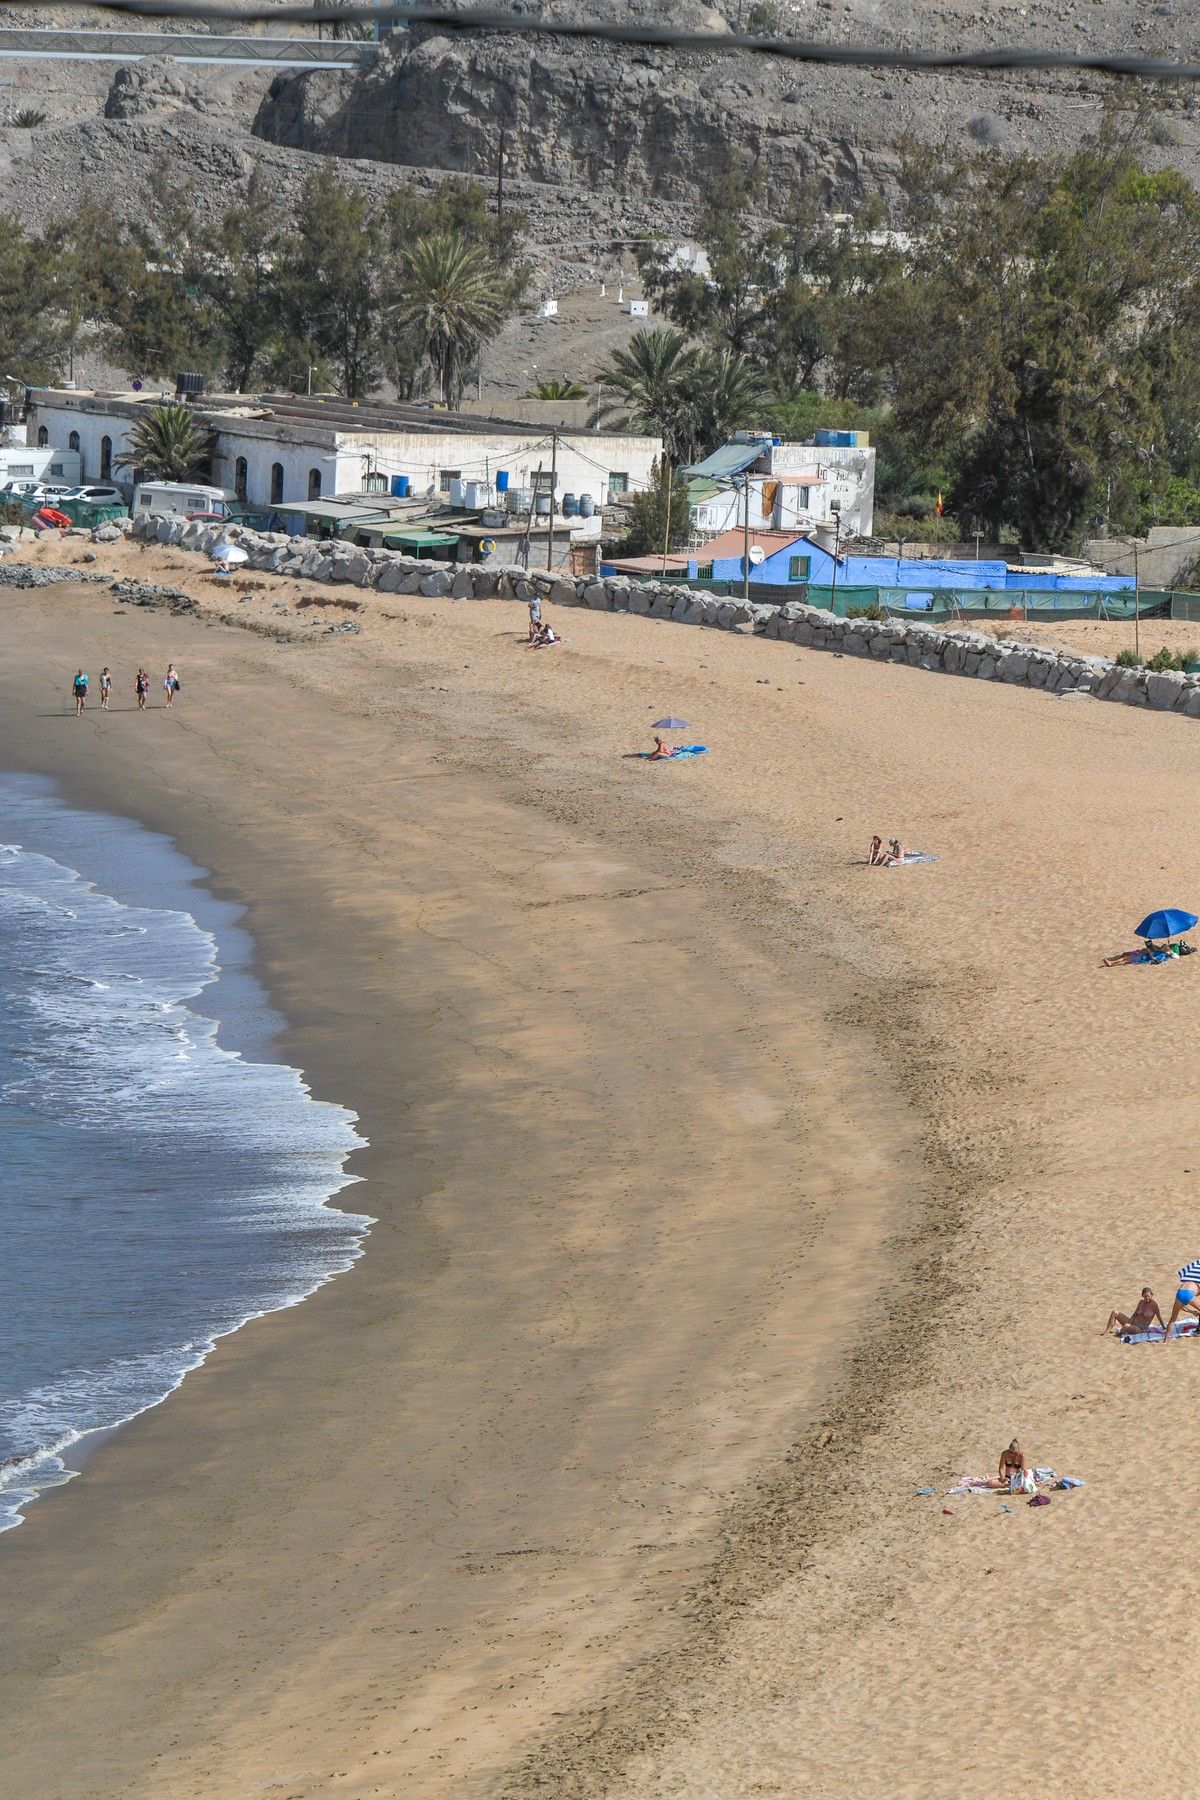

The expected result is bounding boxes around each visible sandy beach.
[3,541,1200,1795]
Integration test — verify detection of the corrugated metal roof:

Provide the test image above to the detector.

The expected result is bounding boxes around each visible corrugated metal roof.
[684,442,767,480]
[701,528,819,559]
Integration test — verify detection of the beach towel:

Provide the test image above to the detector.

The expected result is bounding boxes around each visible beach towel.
[1120,1320,1197,1342]
[634,746,708,760]
[945,1476,996,1495]
[891,852,938,866]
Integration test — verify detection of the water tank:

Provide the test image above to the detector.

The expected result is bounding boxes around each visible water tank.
[495,469,510,493]
[579,492,595,518]
[463,480,489,509]
[391,474,410,498]
[562,492,578,518]
[175,371,205,399]
[507,486,533,514]
[535,492,552,517]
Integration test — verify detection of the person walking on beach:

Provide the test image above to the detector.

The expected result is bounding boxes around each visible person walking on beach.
[1161,1283,1200,1340]
[135,667,150,711]
[163,664,180,709]
[1103,1287,1163,1336]
[528,593,542,642]
[99,667,112,711]
[72,669,88,716]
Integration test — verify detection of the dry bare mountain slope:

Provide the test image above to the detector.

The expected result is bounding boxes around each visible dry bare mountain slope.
[1,0,1198,247]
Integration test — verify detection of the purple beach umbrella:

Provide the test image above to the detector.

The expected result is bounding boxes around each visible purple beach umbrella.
[650,717,689,730]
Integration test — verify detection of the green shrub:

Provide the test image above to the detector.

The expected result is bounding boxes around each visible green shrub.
[12,109,47,129]
[846,601,887,620]
[1115,648,1143,667]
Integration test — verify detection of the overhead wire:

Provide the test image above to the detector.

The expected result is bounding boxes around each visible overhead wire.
[5,0,1200,83]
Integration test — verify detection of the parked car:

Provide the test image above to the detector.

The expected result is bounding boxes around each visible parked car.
[2,480,77,503]
[58,484,127,506]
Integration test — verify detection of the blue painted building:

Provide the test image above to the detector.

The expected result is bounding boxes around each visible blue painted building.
[698,531,1134,593]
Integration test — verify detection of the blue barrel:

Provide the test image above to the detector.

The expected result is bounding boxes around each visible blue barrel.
[562,492,578,518]
[579,492,595,518]
[391,474,410,498]
[495,469,510,493]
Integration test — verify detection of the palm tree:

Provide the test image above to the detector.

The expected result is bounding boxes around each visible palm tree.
[686,349,769,459]
[524,379,588,400]
[592,327,695,460]
[115,405,214,482]
[391,233,504,408]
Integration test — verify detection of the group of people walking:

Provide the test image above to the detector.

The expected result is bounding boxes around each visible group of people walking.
[72,665,180,716]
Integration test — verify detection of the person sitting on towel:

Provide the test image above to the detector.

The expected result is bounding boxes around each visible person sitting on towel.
[886,838,911,865]
[1103,1287,1164,1336]
[649,735,675,760]
[988,1440,1029,1490]
[868,835,888,865]
[1161,1284,1200,1340]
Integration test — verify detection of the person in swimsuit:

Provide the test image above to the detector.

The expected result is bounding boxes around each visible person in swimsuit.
[72,670,88,716]
[99,667,112,710]
[163,664,179,709]
[528,595,542,641]
[1103,1287,1164,1336]
[136,667,150,711]
[988,1440,1029,1489]
[1162,1284,1200,1340]
[868,835,887,864]
[649,735,675,760]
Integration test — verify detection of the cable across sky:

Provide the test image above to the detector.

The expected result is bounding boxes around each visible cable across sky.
[10,0,1200,83]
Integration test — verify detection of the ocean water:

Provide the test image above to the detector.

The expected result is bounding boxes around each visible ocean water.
[0,774,371,1533]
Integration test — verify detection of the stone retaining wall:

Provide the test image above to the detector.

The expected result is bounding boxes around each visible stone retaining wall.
[130,513,1198,717]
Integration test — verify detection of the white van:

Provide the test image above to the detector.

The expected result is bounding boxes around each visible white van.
[132,480,238,520]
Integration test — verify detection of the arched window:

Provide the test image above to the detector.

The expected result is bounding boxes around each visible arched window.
[100,436,112,479]
[308,467,321,500]
[235,456,248,503]
[37,425,48,447]
[270,462,284,505]
[68,430,80,452]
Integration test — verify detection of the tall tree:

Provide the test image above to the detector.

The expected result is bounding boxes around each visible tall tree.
[390,232,505,407]
[0,213,69,382]
[593,327,696,459]
[618,458,691,557]
[275,172,383,398]
[202,171,285,392]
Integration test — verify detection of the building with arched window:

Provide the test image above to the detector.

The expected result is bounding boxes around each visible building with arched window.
[68,430,80,453]
[308,468,322,500]
[270,462,284,505]
[235,457,248,502]
[36,426,48,447]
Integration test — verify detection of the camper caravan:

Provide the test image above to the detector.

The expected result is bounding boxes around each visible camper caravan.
[132,480,238,520]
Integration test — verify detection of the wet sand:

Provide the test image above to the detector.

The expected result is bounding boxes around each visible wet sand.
[3,546,1200,1794]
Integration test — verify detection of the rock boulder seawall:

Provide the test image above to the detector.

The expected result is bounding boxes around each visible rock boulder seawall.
[129,512,1194,718]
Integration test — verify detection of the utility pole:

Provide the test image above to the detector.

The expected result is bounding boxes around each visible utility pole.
[974,527,983,562]
[742,474,751,602]
[660,462,674,575]
[497,125,506,225]
[830,503,842,612]
[546,429,558,572]
[519,459,543,569]
[1133,541,1141,663]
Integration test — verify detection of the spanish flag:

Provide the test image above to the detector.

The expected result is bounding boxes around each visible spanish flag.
[935,492,944,517]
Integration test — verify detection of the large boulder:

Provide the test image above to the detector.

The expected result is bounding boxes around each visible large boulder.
[420,569,452,596]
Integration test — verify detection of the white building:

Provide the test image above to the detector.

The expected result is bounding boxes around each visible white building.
[24,387,663,517]
[686,433,875,542]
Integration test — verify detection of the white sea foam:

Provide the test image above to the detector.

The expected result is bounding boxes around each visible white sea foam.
[0,823,372,1533]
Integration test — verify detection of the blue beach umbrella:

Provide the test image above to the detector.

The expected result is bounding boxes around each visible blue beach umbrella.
[1134,909,1199,941]
[651,717,689,730]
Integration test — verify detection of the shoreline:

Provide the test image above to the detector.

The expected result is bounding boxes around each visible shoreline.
[0,773,371,1535]
[0,571,924,1795]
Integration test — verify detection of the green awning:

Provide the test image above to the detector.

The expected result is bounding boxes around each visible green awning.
[383,529,461,548]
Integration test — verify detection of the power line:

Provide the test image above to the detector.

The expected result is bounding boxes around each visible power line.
[11,0,1200,83]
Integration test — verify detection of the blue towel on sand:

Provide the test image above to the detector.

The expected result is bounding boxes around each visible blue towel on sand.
[634,746,708,760]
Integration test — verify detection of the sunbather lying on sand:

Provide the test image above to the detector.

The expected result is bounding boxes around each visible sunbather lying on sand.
[1103,944,1162,966]
[1103,1287,1164,1335]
